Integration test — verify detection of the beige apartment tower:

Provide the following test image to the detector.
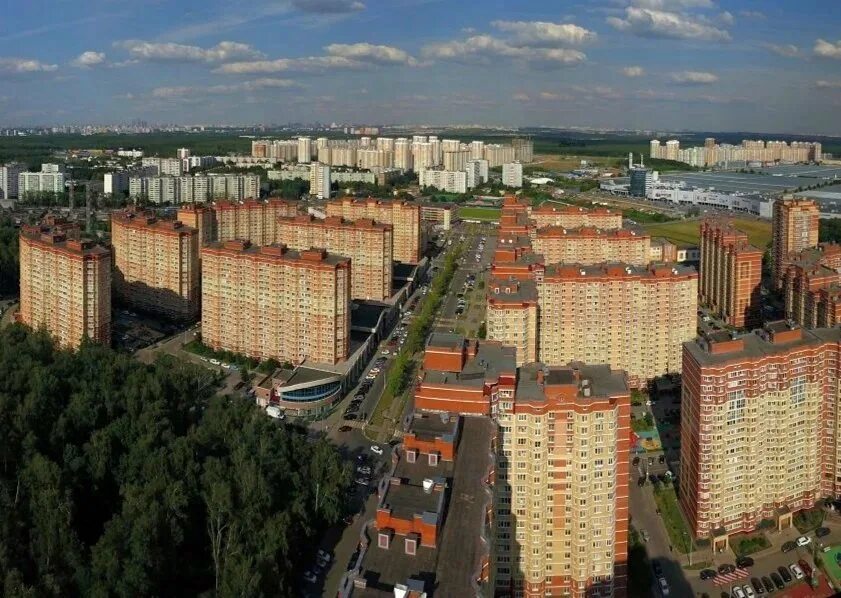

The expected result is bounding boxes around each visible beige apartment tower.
[532,227,651,267]
[276,214,393,301]
[110,211,200,320]
[772,198,820,288]
[214,198,300,246]
[325,197,423,264]
[537,263,698,387]
[201,241,350,364]
[495,363,630,598]
[486,278,538,367]
[18,218,111,349]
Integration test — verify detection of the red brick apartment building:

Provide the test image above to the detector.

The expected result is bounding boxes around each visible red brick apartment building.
[772,198,820,289]
[680,322,841,549]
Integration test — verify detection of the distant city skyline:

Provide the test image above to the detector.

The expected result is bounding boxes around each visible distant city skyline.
[1,1,840,133]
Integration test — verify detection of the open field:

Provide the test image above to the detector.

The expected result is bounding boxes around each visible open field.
[530,153,618,171]
[643,218,772,248]
[458,206,501,221]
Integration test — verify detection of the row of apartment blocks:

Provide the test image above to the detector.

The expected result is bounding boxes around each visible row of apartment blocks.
[487,197,698,386]
[128,173,261,204]
[251,135,533,170]
[398,333,630,598]
[650,138,822,167]
[1,163,66,199]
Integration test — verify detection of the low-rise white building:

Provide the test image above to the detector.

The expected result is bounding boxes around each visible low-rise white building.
[419,169,468,194]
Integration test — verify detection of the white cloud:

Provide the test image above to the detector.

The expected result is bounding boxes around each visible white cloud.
[513,92,530,101]
[71,51,106,68]
[324,43,417,65]
[631,0,714,8]
[607,7,731,41]
[421,35,585,66]
[0,57,58,73]
[718,11,734,25]
[116,40,264,63]
[816,80,841,89]
[763,43,801,58]
[622,65,645,77]
[670,70,718,84]
[490,20,596,46]
[290,0,365,13]
[814,39,841,59]
[152,78,301,98]
[538,91,573,101]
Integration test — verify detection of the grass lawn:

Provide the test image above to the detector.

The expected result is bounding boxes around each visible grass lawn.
[652,485,693,554]
[794,507,825,533]
[458,206,501,222]
[731,532,771,557]
[642,218,772,249]
[820,545,841,588]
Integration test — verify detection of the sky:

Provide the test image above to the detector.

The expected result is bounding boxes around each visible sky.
[1,0,840,134]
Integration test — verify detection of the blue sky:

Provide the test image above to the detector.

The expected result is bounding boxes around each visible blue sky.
[1,0,840,133]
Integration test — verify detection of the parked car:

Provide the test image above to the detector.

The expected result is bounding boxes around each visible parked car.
[781,541,796,553]
[338,425,352,432]
[777,566,792,583]
[657,577,669,596]
[632,457,640,466]
[736,556,754,569]
[798,559,812,578]
[652,560,663,577]
[796,535,811,547]
[370,445,383,455]
[317,549,332,565]
[731,586,745,598]
[789,563,804,580]
[266,405,285,419]
[303,570,318,584]
[209,358,221,365]
[718,564,736,574]
[343,413,358,421]
[357,466,371,475]
[699,569,717,581]
[761,576,774,593]
[750,577,764,595]
[742,585,755,598]
[769,572,785,590]
[816,526,831,537]
[354,477,369,486]
[658,454,665,463]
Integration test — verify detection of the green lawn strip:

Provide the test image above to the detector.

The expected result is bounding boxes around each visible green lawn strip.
[652,485,693,554]
[642,218,771,249]
[730,532,770,557]
[458,207,501,221]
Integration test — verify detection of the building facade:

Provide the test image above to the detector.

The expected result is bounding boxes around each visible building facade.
[699,220,763,329]
[201,241,350,364]
[276,214,393,301]
[529,205,623,231]
[110,211,200,320]
[486,278,538,366]
[19,218,111,349]
[532,227,651,267]
[325,197,423,264]
[419,169,468,193]
[214,198,299,246]
[0,162,25,200]
[680,323,841,543]
[537,263,698,387]
[502,161,523,188]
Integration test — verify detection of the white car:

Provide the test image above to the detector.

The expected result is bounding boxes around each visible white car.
[209,358,221,365]
[220,362,231,369]
[658,577,669,596]
[732,587,745,598]
[381,349,390,355]
[790,563,805,580]
[370,445,383,455]
[743,584,755,598]
[303,570,317,584]
[266,405,285,419]
[796,535,811,547]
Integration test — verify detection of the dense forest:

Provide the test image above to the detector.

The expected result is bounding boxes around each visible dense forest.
[0,214,18,296]
[820,219,841,244]
[0,325,351,597]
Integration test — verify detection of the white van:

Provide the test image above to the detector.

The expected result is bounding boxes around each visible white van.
[266,405,285,419]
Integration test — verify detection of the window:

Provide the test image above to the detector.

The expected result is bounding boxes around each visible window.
[378,532,390,549]
[790,375,806,406]
[405,537,417,556]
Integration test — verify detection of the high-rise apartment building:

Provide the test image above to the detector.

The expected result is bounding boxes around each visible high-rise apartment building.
[297,136,312,163]
[276,214,393,301]
[782,244,841,328]
[325,197,423,264]
[530,205,623,230]
[419,169,468,193]
[18,165,66,197]
[214,198,299,246]
[309,162,331,199]
[110,211,200,320]
[699,220,763,329]
[443,149,470,172]
[772,198,820,288]
[393,138,413,171]
[201,241,350,364]
[680,322,841,546]
[532,227,651,267]
[176,203,217,246]
[0,162,25,200]
[128,173,260,204]
[141,157,182,176]
[537,263,697,387]
[502,161,523,188]
[486,278,538,366]
[18,218,111,349]
[410,334,630,598]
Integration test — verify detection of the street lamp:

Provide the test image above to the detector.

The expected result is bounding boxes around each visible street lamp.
[683,531,692,567]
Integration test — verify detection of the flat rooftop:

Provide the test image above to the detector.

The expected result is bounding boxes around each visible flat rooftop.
[351,300,389,331]
[658,170,808,196]
[686,324,841,365]
[515,362,628,402]
[423,341,516,388]
[407,412,459,442]
[427,332,465,352]
[381,477,445,522]
[353,533,438,597]
[487,278,537,302]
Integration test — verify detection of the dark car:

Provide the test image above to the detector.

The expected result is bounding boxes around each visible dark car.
[781,541,796,553]
[658,454,666,463]
[816,526,831,538]
[652,560,663,577]
[718,564,736,574]
[761,577,774,593]
[777,566,792,583]
[736,556,754,569]
[637,476,646,486]
[343,413,358,421]
[648,457,654,466]
[798,559,813,578]
[632,457,640,466]
[648,474,658,484]
[338,425,352,432]
[700,569,717,581]
[751,577,764,595]
[770,572,785,590]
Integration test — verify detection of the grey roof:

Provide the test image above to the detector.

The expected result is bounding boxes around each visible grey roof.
[407,412,459,442]
[427,332,465,351]
[515,362,628,403]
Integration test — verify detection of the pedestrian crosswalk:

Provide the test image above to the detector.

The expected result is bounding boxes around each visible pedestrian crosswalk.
[714,568,749,585]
